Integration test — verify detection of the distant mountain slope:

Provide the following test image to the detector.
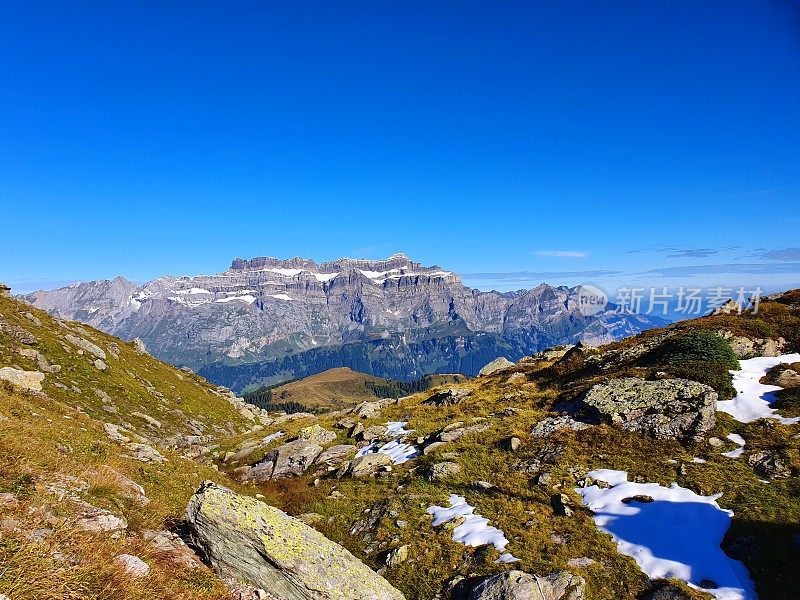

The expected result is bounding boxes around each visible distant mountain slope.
[26,254,664,388]
[241,367,466,413]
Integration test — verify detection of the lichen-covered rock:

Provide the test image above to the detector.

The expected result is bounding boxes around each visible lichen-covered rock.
[345,452,393,477]
[747,450,793,479]
[0,367,44,392]
[64,333,106,359]
[577,378,716,443]
[297,424,337,445]
[185,482,405,600]
[479,357,515,376]
[430,461,462,480]
[457,569,585,600]
[314,444,357,467]
[531,416,589,438]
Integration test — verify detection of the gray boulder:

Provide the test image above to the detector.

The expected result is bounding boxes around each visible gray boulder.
[423,387,471,407]
[297,424,337,446]
[185,482,404,600]
[248,440,323,481]
[429,461,463,480]
[531,416,589,438]
[577,378,717,443]
[0,367,44,392]
[315,444,357,468]
[345,453,393,477]
[461,569,585,600]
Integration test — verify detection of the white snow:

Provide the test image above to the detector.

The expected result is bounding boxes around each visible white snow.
[173,287,212,295]
[721,434,746,459]
[311,272,339,282]
[578,469,756,600]
[692,457,708,464]
[215,295,256,304]
[262,432,284,445]
[266,293,292,301]
[717,354,800,425]
[265,268,304,277]
[428,494,511,552]
[355,421,418,464]
[495,553,521,564]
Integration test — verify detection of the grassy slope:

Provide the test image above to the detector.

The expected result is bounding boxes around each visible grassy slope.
[219,296,800,600]
[247,368,466,413]
[0,294,255,599]
[265,367,400,410]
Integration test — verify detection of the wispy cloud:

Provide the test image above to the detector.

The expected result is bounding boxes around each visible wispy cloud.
[464,269,620,281]
[666,249,718,259]
[642,262,800,277]
[534,250,588,258]
[761,247,800,261]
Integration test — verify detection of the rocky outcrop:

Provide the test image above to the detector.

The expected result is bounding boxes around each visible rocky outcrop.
[184,482,405,600]
[423,387,472,407]
[718,330,787,358]
[0,367,44,392]
[479,357,515,376]
[246,440,323,481]
[576,378,717,444]
[454,569,585,600]
[531,416,589,438]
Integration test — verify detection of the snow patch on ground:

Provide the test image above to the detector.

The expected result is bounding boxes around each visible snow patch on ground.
[717,354,800,425]
[262,432,284,445]
[578,469,756,600]
[355,421,418,464]
[722,434,746,459]
[311,272,339,282]
[215,295,256,304]
[266,293,292,301]
[427,494,515,557]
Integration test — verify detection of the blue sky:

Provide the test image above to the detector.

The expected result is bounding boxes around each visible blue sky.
[1,1,799,297]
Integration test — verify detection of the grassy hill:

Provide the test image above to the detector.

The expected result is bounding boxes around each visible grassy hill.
[242,367,466,413]
[0,291,262,599]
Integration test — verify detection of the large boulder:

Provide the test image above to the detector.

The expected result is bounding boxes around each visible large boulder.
[576,378,716,443]
[457,569,585,600]
[0,367,44,392]
[248,440,322,481]
[185,482,404,600]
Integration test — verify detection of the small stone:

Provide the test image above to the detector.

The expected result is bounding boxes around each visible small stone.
[708,437,724,449]
[429,461,462,480]
[94,359,108,371]
[503,436,521,451]
[114,553,150,577]
[384,544,409,568]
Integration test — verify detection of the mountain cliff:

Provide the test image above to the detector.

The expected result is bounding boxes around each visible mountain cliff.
[25,254,663,390]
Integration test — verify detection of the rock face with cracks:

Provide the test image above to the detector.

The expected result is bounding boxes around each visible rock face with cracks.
[576,377,717,444]
[184,481,405,600]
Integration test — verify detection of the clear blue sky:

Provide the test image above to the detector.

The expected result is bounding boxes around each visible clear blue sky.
[1,1,799,296]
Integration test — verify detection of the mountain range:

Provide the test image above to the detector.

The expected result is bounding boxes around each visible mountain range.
[25,253,664,391]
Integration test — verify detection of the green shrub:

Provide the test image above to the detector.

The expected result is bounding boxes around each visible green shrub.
[662,330,740,370]
[667,361,737,400]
